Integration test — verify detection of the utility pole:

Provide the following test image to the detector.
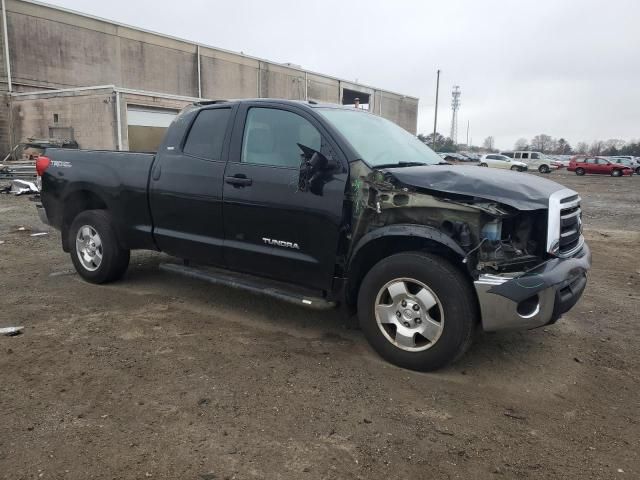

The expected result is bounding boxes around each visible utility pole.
[466,120,470,147]
[432,69,440,150]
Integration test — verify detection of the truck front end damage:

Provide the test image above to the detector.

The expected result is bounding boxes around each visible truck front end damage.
[349,163,591,332]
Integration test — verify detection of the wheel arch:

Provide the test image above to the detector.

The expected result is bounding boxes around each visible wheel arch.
[60,189,110,252]
[345,225,468,308]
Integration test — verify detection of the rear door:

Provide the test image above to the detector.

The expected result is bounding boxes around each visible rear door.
[149,105,235,264]
[222,102,348,291]
[594,158,609,174]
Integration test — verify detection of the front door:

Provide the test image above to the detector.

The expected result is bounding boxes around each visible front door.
[149,105,234,264]
[222,103,348,291]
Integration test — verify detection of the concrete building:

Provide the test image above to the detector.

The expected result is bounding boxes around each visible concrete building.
[0,0,419,155]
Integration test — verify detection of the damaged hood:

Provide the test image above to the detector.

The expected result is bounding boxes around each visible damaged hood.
[384,165,567,210]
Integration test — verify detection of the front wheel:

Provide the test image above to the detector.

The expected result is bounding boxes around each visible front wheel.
[69,210,130,284]
[479,163,488,167]
[510,165,519,171]
[538,164,550,174]
[357,252,477,371]
[635,167,640,175]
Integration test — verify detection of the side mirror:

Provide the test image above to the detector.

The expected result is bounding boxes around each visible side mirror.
[297,144,337,195]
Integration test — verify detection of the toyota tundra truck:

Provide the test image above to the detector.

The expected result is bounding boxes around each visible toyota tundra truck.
[36,99,591,371]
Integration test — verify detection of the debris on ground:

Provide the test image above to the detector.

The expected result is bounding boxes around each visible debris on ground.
[9,179,39,196]
[503,409,527,420]
[0,326,24,336]
[30,232,48,237]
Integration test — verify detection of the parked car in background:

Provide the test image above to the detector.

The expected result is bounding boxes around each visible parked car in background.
[501,151,559,174]
[568,156,633,176]
[438,152,479,165]
[610,156,640,175]
[479,154,528,171]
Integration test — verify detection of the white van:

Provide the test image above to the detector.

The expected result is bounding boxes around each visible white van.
[500,151,559,174]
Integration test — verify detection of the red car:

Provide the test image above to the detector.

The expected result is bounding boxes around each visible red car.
[568,156,633,177]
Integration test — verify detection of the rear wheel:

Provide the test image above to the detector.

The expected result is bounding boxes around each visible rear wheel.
[479,163,488,167]
[635,167,640,175]
[538,164,550,174]
[357,252,477,371]
[611,169,623,177]
[69,210,130,284]
[575,167,585,176]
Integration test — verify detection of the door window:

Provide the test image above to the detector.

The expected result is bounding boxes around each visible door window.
[522,153,529,159]
[241,108,321,168]
[183,108,231,160]
[531,153,540,159]
[515,152,521,159]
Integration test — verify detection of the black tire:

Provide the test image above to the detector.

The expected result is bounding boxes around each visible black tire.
[575,167,585,176]
[611,169,622,177]
[479,163,488,167]
[357,251,477,371]
[510,165,519,171]
[538,164,550,174]
[69,210,130,284]
[635,167,640,175]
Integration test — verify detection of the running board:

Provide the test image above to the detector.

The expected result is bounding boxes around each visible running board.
[159,263,336,310]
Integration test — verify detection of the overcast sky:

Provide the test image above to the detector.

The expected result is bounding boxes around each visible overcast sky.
[45,0,640,150]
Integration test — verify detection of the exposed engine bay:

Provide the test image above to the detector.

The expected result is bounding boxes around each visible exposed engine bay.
[348,161,550,276]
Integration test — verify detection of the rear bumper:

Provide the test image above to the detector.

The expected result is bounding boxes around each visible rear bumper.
[474,242,591,331]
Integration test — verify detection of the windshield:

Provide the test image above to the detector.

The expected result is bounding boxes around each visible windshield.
[317,108,443,167]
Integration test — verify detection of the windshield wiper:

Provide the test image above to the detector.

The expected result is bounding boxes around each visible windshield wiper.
[375,161,431,168]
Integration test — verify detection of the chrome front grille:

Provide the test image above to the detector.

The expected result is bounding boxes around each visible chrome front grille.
[547,189,584,257]
[559,198,582,254]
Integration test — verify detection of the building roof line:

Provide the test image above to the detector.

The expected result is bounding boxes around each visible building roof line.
[15,0,419,101]
[11,84,207,102]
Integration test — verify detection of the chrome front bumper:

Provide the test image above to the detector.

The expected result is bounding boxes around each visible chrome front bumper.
[474,242,592,331]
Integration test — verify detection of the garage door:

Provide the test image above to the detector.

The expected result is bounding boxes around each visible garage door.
[127,107,178,152]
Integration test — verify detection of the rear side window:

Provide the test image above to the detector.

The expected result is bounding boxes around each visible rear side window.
[522,153,529,159]
[241,108,321,168]
[183,108,231,160]
[531,153,539,159]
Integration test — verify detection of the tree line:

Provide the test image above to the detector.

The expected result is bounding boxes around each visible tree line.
[417,132,640,156]
[513,135,640,156]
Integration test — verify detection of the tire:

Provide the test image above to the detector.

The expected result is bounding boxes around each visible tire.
[538,164,550,174]
[510,165,519,171]
[479,163,488,167]
[575,168,585,176]
[69,210,130,284]
[635,167,640,175]
[357,251,477,371]
[611,169,622,177]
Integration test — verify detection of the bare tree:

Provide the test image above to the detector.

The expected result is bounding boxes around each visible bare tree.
[482,136,496,151]
[530,134,553,153]
[575,142,589,154]
[514,138,528,150]
[589,140,605,156]
[555,138,572,154]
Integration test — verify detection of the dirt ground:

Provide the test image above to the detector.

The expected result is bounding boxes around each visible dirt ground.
[1,170,639,480]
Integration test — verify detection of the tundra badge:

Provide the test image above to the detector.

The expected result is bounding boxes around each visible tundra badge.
[262,238,300,250]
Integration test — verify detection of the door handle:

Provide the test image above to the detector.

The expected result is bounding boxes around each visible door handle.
[225,175,252,187]
[151,163,162,181]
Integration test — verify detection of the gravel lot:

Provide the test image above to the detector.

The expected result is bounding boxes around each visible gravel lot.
[1,170,639,479]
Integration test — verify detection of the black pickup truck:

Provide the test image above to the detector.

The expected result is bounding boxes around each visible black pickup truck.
[37,99,591,371]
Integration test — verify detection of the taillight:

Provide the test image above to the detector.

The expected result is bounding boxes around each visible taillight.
[36,156,51,176]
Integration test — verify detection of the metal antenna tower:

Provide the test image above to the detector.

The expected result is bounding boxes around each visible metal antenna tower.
[450,85,461,145]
